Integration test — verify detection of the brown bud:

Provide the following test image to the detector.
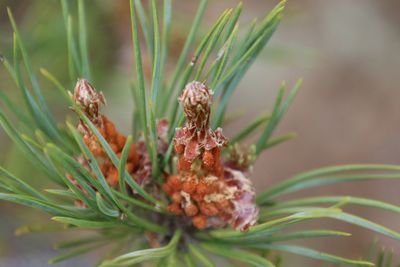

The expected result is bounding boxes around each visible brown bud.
[125,162,135,173]
[128,144,138,162]
[98,128,106,137]
[199,202,219,216]
[192,215,207,229]
[178,156,192,171]
[182,181,196,194]
[168,203,183,215]
[116,135,127,148]
[110,143,119,153]
[196,181,210,195]
[192,193,203,202]
[105,119,117,138]
[202,150,215,170]
[174,143,185,154]
[172,192,182,203]
[179,81,213,113]
[184,204,199,216]
[100,163,110,174]
[219,212,232,221]
[167,175,182,190]
[73,79,105,124]
[216,199,232,211]
[162,183,173,196]
[107,168,119,187]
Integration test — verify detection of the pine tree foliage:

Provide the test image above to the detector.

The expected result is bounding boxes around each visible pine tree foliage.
[0,1,399,266]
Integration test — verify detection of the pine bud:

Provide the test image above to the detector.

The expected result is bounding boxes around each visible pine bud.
[73,79,106,125]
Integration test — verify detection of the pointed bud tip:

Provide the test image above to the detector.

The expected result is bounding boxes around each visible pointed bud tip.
[179,81,213,109]
[72,79,105,123]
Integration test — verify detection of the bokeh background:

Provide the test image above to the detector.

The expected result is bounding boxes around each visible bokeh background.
[1,0,400,266]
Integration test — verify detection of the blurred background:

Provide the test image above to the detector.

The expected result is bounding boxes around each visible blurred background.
[1,0,400,266]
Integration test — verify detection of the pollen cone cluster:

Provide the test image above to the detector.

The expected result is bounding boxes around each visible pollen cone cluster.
[69,79,258,231]
[163,81,259,231]
[69,79,168,198]
[72,79,139,188]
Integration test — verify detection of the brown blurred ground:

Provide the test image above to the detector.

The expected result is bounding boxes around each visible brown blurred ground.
[1,0,400,266]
